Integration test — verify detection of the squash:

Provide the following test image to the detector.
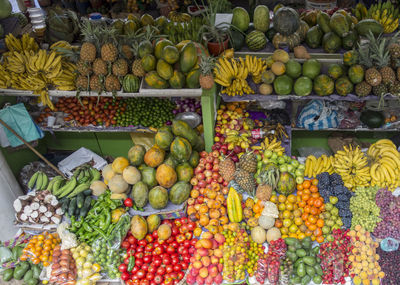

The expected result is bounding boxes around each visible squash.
[273,7,300,36]
[131,181,148,208]
[251,226,267,244]
[141,167,157,188]
[272,33,301,51]
[122,166,141,185]
[108,174,129,194]
[343,50,359,66]
[306,25,323,49]
[148,186,169,209]
[301,10,320,27]
[314,74,335,96]
[156,164,177,188]
[144,145,165,168]
[112,157,129,174]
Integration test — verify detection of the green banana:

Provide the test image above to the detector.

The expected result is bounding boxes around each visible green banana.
[77,169,85,181]
[47,176,63,191]
[56,177,77,198]
[52,178,65,194]
[40,173,48,190]
[28,172,39,189]
[89,168,101,183]
[35,172,43,190]
[66,182,90,198]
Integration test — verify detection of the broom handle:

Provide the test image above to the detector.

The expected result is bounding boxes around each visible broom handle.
[0,118,66,178]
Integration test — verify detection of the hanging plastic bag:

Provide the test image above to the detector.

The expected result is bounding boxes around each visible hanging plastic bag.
[297,100,339,130]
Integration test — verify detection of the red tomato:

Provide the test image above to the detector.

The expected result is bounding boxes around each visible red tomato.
[173,280,179,285]
[121,272,130,281]
[135,258,144,268]
[139,279,149,285]
[177,245,185,255]
[181,262,188,270]
[141,263,149,272]
[143,255,152,263]
[174,220,182,227]
[171,226,179,236]
[179,224,189,234]
[145,244,154,252]
[136,246,144,253]
[156,266,166,275]
[183,240,191,248]
[126,280,134,285]
[152,231,158,239]
[169,272,178,280]
[183,254,191,263]
[162,255,172,265]
[187,222,196,231]
[166,246,175,254]
[148,264,157,274]
[182,248,189,256]
[170,253,179,260]
[131,266,139,274]
[177,271,185,280]
[124,198,133,207]
[154,275,163,284]
[119,264,128,273]
[128,236,137,245]
[165,265,174,274]
[145,234,154,243]
[190,239,197,247]
[176,234,185,243]
[122,241,130,249]
[164,278,173,285]
[138,240,147,247]
[166,237,175,244]
[153,256,162,267]
[136,270,146,279]
[171,257,179,266]
[180,217,188,224]
[150,282,157,285]
[135,252,144,259]
[173,264,182,272]
[153,246,163,256]
[185,232,193,240]
[146,272,155,281]
[124,257,130,265]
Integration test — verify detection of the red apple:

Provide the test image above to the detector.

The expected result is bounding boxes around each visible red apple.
[214,274,223,284]
[190,268,199,277]
[214,234,225,245]
[197,248,209,257]
[199,268,208,278]
[210,256,219,265]
[217,264,223,272]
[205,275,214,285]
[187,274,196,285]
[208,265,218,278]
[196,276,205,285]
[211,239,218,249]
[213,248,223,258]
[193,261,202,269]
[201,256,211,267]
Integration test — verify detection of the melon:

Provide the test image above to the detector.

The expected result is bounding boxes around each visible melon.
[112,157,130,174]
[148,186,168,209]
[258,215,275,230]
[0,0,12,20]
[266,227,281,243]
[122,166,141,185]
[232,7,250,32]
[108,174,129,194]
[253,5,270,32]
[251,226,267,244]
[90,181,107,196]
[102,164,116,182]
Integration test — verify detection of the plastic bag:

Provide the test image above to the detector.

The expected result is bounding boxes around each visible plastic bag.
[255,258,267,284]
[57,223,78,250]
[0,247,12,263]
[72,243,102,285]
[380,238,399,252]
[297,147,332,158]
[49,246,77,285]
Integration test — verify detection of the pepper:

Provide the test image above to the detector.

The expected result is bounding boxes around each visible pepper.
[82,222,93,232]
[106,224,116,236]
[104,210,111,228]
[92,225,107,239]
[127,256,135,272]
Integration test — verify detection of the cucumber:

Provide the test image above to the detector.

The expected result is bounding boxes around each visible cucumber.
[61,199,70,213]
[83,189,92,196]
[68,197,77,217]
[76,193,85,208]
[355,19,383,36]
[79,196,92,218]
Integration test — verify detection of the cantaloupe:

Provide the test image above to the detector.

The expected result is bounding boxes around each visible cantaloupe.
[122,166,141,185]
[112,157,130,174]
[251,226,267,244]
[90,180,107,196]
[102,164,116,181]
[108,174,129,193]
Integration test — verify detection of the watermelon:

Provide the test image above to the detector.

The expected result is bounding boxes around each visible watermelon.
[253,5,270,32]
[232,7,250,32]
[245,30,267,51]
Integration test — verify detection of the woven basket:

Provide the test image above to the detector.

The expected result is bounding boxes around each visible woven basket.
[177,269,189,285]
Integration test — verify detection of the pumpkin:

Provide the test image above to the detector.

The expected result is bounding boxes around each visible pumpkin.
[112,157,129,174]
[122,166,141,185]
[170,137,192,163]
[273,7,300,36]
[144,145,165,167]
[251,226,267,244]
[266,227,281,243]
[272,33,301,51]
[90,181,107,196]
[108,174,129,194]
[156,164,177,188]
[155,128,174,150]
[102,164,116,182]
[128,145,146,166]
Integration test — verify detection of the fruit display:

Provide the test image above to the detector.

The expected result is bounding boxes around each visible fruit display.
[350,186,381,232]
[374,188,400,239]
[348,225,383,285]
[20,232,60,266]
[353,1,399,33]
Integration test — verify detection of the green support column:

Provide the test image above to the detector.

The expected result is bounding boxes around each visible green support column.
[201,84,217,152]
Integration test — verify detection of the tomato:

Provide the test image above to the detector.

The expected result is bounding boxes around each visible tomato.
[176,234,185,243]
[142,263,149,272]
[122,241,130,249]
[135,252,144,259]
[128,236,137,245]
[129,244,137,250]
[156,266,166,275]
[174,220,182,227]
[166,237,175,244]
[183,254,191,263]
[190,239,197,247]
[121,272,130,281]
[143,255,152,263]
[171,226,179,236]
[171,241,179,249]
[185,232,193,240]
[124,198,133,207]
[137,246,144,253]
[166,246,175,254]
[169,272,178,280]
[131,266,139,274]
[179,224,189,234]
[187,222,196,231]
[153,256,162,267]
[138,240,147,247]
[136,269,146,279]
[177,271,185,280]
[173,264,182,272]
[162,255,172,265]
[148,263,157,274]
[146,272,155,281]
[166,265,174,274]
[181,262,188,270]
[171,257,179,265]
[177,245,185,255]
[162,220,173,226]
[180,217,188,224]
[126,280,134,285]
[145,244,154,252]
[154,275,163,284]
[124,257,130,265]
[170,253,179,260]
[164,277,173,285]
[173,279,179,285]
[119,264,128,273]
[140,279,149,285]
[183,240,191,248]
[150,282,157,285]
[152,230,158,239]
[145,234,154,243]
[135,258,144,268]
[153,246,163,256]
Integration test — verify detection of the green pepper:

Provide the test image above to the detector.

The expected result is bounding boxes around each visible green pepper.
[92,225,107,239]
[82,222,93,232]
[104,211,111,228]
[2,268,13,281]
[127,256,135,271]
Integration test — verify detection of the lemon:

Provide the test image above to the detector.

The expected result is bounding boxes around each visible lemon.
[82,269,93,278]
[83,261,93,269]
[79,250,88,258]
[289,224,298,233]
[92,263,101,273]
[76,257,86,267]
[73,252,80,260]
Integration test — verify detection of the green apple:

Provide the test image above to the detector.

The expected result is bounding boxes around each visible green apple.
[271,152,278,160]
[280,165,288,172]
[326,219,335,227]
[325,203,333,211]
[326,234,334,241]
[297,164,305,170]
[270,158,277,165]
[323,212,331,219]
[322,226,331,234]
[295,169,304,177]
[329,196,338,205]
[287,165,294,172]
[262,157,269,164]
[264,150,273,158]
[332,224,341,230]
[278,157,285,165]
[336,219,343,226]
[296,176,304,184]
[283,155,290,162]
[331,207,339,216]
[290,160,300,168]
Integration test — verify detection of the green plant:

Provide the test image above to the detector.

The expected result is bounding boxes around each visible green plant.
[208,0,232,13]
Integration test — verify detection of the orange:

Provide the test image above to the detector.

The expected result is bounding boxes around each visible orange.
[309,224,317,231]
[314,228,323,237]
[253,203,262,213]
[302,180,311,189]
[310,185,318,193]
[316,219,324,228]
[302,194,310,202]
[32,258,40,265]
[316,236,324,243]
[298,232,306,240]
[296,196,302,203]
[304,205,311,213]
[278,195,287,203]
[287,194,297,203]
[303,189,311,195]
[305,221,311,228]
[314,199,323,208]
[310,207,319,216]
[312,178,319,186]
[301,213,309,221]
[43,261,50,267]
[294,217,303,226]
[280,227,289,235]
[297,190,304,196]
[270,195,278,203]
[20,255,27,261]
[305,229,313,236]
[307,197,315,206]
[285,203,294,211]
[319,204,326,211]
[311,192,320,199]
[298,201,306,208]
[275,219,283,228]
[311,235,316,241]
[308,215,317,224]
[297,184,304,191]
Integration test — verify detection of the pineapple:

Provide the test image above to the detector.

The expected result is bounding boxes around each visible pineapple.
[235,169,256,195]
[389,42,400,59]
[76,60,92,76]
[365,68,382,86]
[238,152,257,173]
[397,67,400,81]
[90,75,103,92]
[372,84,388,97]
[368,32,395,84]
[93,58,107,76]
[104,74,121,92]
[112,58,129,77]
[198,54,215,90]
[389,81,400,95]
[380,66,396,84]
[99,27,118,63]
[255,184,272,202]
[76,75,89,90]
[79,19,98,63]
[355,81,372,97]
[121,44,134,60]
[255,164,279,202]
[131,42,146,77]
[219,157,235,182]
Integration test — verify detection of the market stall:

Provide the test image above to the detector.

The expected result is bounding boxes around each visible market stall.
[0,0,400,284]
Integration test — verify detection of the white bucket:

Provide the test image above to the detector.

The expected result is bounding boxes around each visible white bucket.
[306,0,337,10]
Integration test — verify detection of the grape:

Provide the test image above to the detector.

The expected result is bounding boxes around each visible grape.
[349,186,381,232]
[374,188,400,239]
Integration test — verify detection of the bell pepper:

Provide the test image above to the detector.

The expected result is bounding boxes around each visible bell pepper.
[127,256,135,272]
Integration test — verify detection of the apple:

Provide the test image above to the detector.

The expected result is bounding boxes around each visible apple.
[196,275,205,285]
[279,165,288,172]
[263,150,272,158]
[287,165,293,172]
[187,274,196,285]
[290,160,300,168]
[283,155,290,162]
[326,234,334,242]
[296,176,304,184]
[202,232,213,239]
[322,226,331,234]
[326,219,335,227]
[277,157,285,165]
[336,219,343,227]
[214,274,223,284]
[208,265,218,277]
[197,248,209,257]
[213,248,223,258]
[190,268,199,277]
[217,264,223,272]
[211,239,218,249]
[210,256,219,265]
[214,233,225,244]
[199,268,209,278]
[329,196,338,205]
[298,164,305,170]
[205,275,214,285]
[295,169,304,177]
[325,203,333,211]
[271,152,278,160]
[201,256,211,267]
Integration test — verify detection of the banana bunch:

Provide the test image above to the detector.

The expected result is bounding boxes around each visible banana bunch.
[353,2,368,20]
[225,129,251,149]
[51,61,77,91]
[214,57,254,96]
[27,171,49,190]
[72,164,101,185]
[305,155,335,178]
[4,51,27,74]
[333,145,371,190]
[368,139,400,191]
[168,11,191,22]
[260,137,285,154]
[49,40,77,55]
[368,1,399,33]
[220,48,234,59]
[5,33,39,53]
[244,55,267,84]
[26,50,63,79]
[0,66,11,89]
